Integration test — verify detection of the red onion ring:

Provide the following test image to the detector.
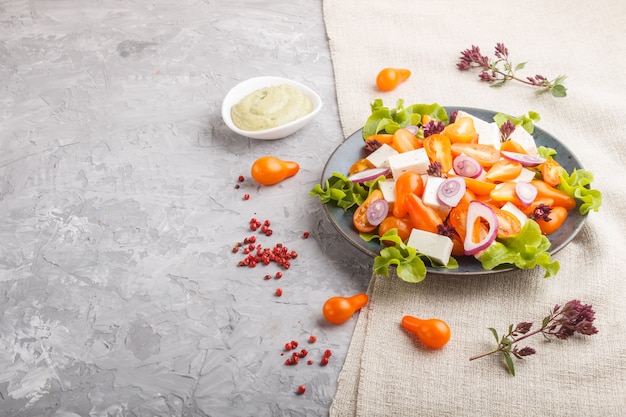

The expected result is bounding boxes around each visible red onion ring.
[501,151,546,167]
[366,199,389,226]
[515,181,538,206]
[437,176,466,207]
[453,155,483,178]
[464,201,499,255]
[348,167,390,183]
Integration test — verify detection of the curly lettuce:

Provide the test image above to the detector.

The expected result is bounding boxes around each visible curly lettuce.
[362,99,449,139]
[478,220,560,278]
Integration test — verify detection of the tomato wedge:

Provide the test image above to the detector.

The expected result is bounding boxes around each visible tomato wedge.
[349,158,375,175]
[500,139,528,154]
[423,134,453,173]
[443,117,477,143]
[451,143,501,167]
[491,205,522,237]
[540,159,563,187]
[392,128,420,153]
[463,177,497,196]
[485,159,523,182]
[353,190,384,233]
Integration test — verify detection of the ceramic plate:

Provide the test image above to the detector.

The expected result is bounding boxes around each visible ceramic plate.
[320,107,587,275]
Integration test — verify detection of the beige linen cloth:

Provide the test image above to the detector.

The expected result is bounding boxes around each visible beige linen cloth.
[323,1,626,416]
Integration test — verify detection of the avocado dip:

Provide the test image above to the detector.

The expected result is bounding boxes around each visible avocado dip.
[231,84,313,131]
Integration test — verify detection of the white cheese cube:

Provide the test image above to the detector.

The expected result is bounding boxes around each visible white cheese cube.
[477,122,502,150]
[512,167,537,183]
[366,144,398,168]
[388,148,430,179]
[422,176,452,219]
[407,228,453,265]
[378,179,396,203]
[509,128,538,156]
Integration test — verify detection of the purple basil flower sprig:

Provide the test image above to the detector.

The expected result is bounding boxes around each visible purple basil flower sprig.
[470,300,598,375]
[457,43,567,97]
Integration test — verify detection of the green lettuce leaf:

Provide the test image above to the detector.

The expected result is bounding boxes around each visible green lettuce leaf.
[557,168,602,215]
[362,99,448,139]
[308,172,369,210]
[371,229,458,283]
[478,220,560,278]
[493,111,541,134]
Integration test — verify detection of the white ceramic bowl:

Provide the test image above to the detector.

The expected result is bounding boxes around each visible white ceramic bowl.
[221,76,322,140]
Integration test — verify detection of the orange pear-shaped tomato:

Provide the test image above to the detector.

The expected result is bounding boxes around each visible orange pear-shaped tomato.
[322,293,369,324]
[401,315,451,349]
[250,156,299,185]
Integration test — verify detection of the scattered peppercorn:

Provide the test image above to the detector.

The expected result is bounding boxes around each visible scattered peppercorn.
[275,288,283,297]
[296,385,306,395]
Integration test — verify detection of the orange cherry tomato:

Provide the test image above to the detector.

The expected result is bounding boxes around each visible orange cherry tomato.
[485,159,523,182]
[423,134,453,173]
[463,177,497,196]
[349,158,375,175]
[393,171,425,218]
[443,117,477,143]
[531,180,576,210]
[401,316,451,349]
[450,143,501,167]
[489,181,524,206]
[323,293,369,324]
[251,156,300,185]
[391,128,420,153]
[378,215,413,244]
[375,68,411,92]
[500,139,528,154]
[535,205,568,235]
[353,190,384,233]
[520,197,555,216]
[405,193,443,234]
[491,205,522,238]
[540,159,563,187]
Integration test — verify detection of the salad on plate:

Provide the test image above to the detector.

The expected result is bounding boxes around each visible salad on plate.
[310,100,602,282]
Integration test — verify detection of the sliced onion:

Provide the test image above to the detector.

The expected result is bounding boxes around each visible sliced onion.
[348,167,390,183]
[501,151,546,167]
[366,199,389,226]
[515,181,538,206]
[437,176,466,207]
[404,125,419,136]
[453,155,483,178]
[464,201,498,255]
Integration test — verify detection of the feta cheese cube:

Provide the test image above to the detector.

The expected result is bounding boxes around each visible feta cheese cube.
[501,202,528,226]
[509,127,538,156]
[477,122,502,150]
[407,228,453,265]
[512,167,537,183]
[422,176,452,219]
[388,148,430,179]
[366,144,398,168]
[378,179,396,203]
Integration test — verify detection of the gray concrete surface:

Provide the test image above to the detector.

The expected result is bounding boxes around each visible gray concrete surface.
[0,1,372,415]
